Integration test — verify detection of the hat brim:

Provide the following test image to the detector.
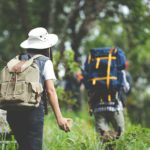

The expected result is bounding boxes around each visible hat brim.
[20,34,58,49]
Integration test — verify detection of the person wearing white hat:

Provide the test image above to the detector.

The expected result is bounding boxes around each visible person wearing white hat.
[7,27,72,150]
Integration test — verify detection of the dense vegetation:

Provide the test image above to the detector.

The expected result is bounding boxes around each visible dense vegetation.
[44,110,150,150]
[1,109,150,150]
[0,0,150,126]
[0,0,150,149]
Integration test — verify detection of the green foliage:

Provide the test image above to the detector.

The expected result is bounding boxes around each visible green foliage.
[0,134,17,150]
[63,50,80,76]
[43,110,150,150]
[53,50,80,107]
[43,111,101,150]
[127,93,150,127]
[115,125,150,150]
[0,60,5,71]
[53,49,80,78]
[0,0,150,131]
[56,86,76,108]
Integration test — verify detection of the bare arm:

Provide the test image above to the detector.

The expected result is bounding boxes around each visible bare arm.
[45,79,71,132]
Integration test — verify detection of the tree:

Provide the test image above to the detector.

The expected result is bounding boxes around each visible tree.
[0,0,150,123]
[1,0,149,61]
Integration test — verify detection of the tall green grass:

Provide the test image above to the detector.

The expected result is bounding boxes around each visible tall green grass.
[43,110,102,150]
[1,109,150,150]
[43,109,150,150]
[0,134,17,150]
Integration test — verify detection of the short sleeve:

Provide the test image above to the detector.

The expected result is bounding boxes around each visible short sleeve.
[43,60,56,80]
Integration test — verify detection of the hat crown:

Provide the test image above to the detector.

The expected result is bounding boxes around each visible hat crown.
[28,27,48,38]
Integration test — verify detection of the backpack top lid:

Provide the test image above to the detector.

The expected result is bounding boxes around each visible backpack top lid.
[90,47,120,57]
[88,47,126,70]
[7,54,43,73]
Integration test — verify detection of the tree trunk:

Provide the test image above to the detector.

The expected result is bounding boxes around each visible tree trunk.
[16,0,30,33]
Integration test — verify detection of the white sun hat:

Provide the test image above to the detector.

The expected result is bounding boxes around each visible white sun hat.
[20,27,58,49]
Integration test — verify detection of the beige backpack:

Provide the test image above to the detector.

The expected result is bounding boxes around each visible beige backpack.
[0,55,43,110]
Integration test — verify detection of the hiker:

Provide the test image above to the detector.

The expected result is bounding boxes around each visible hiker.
[2,27,72,150]
[83,47,129,142]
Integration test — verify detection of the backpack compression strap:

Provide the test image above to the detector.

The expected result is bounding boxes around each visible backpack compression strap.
[95,56,116,69]
[107,48,114,101]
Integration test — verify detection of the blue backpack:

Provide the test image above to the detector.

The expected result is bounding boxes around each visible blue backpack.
[83,47,126,101]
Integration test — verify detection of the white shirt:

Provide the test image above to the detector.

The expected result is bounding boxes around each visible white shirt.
[42,60,56,80]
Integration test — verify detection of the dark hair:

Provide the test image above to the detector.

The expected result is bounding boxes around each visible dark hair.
[27,48,53,61]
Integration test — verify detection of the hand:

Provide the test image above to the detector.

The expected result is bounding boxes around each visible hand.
[57,117,73,132]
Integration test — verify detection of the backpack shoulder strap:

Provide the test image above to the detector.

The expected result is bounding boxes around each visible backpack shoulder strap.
[29,54,43,61]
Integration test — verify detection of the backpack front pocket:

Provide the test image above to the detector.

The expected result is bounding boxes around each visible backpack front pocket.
[0,81,27,102]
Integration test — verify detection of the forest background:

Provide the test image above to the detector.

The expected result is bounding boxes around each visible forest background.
[0,1,150,148]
